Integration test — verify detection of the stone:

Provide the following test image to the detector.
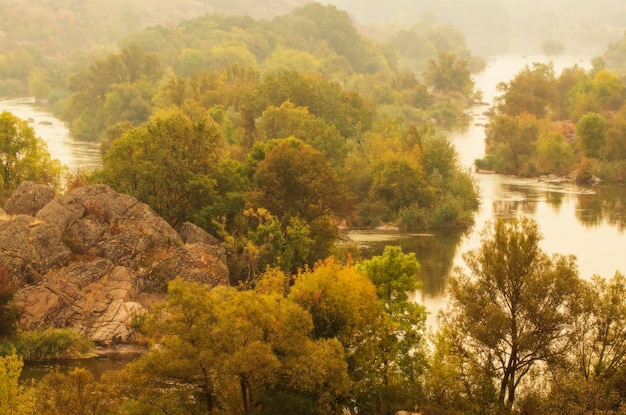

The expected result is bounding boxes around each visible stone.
[4,181,55,216]
[7,183,230,345]
[0,215,71,284]
[178,221,221,245]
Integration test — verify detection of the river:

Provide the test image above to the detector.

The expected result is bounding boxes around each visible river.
[0,97,102,170]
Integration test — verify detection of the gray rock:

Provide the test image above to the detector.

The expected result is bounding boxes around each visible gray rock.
[0,215,71,284]
[4,181,55,216]
[36,195,85,233]
[178,221,221,245]
[150,242,229,289]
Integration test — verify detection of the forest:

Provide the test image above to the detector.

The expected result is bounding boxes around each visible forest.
[2,1,626,415]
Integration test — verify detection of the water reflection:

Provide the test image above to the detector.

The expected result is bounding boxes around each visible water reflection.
[576,184,626,231]
[21,354,139,382]
[348,228,466,299]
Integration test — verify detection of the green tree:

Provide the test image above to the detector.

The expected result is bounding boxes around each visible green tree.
[253,70,374,139]
[534,131,575,175]
[602,117,626,161]
[99,109,220,225]
[27,67,52,102]
[284,3,379,73]
[0,266,19,339]
[576,111,607,158]
[423,51,474,94]
[63,43,162,140]
[257,101,348,167]
[483,112,541,174]
[357,245,420,311]
[495,62,557,119]
[445,217,580,413]
[0,111,64,198]
[251,138,352,265]
[355,246,428,414]
[0,353,36,415]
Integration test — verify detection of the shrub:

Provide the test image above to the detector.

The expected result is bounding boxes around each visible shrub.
[14,329,94,362]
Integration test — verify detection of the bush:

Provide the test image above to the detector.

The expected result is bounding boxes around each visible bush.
[14,329,94,362]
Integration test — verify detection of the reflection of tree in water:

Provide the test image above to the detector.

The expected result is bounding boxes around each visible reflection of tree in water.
[545,190,564,210]
[576,184,626,231]
[492,199,538,218]
[356,228,466,298]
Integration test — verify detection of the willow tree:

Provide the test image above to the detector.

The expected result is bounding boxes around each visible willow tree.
[443,217,580,413]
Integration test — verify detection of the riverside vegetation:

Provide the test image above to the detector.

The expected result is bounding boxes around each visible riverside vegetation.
[2,2,626,414]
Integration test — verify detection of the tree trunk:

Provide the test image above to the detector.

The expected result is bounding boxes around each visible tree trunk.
[240,375,249,415]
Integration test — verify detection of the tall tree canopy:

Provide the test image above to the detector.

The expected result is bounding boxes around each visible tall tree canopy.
[99,109,221,225]
[120,278,350,415]
[444,217,580,413]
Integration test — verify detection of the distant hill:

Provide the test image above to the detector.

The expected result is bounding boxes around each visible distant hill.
[0,0,309,57]
[323,0,626,56]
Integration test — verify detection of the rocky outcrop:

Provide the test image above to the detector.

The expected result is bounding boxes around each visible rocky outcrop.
[4,182,228,346]
[4,181,55,216]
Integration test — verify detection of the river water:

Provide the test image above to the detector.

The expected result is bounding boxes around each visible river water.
[0,97,102,170]
[5,53,626,373]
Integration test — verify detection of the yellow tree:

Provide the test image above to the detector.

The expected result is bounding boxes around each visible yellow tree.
[0,353,35,415]
[118,278,349,415]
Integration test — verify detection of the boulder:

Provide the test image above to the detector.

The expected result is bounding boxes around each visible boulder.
[16,259,144,344]
[36,195,86,233]
[7,183,229,345]
[4,181,55,216]
[178,221,221,245]
[0,215,71,284]
[150,242,229,289]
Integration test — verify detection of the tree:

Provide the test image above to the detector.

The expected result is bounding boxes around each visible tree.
[571,272,626,382]
[120,278,349,415]
[35,368,116,415]
[289,257,380,343]
[357,245,420,311]
[253,70,374,138]
[0,111,64,199]
[355,247,428,414]
[0,266,19,339]
[495,62,557,119]
[257,101,348,167]
[99,109,220,225]
[445,217,580,413]
[251,138,352,265]
[285,3,378,73]
[483,112,541,174]
[423,51,474,94]
[0,353,36,415]
[27,67,51,102]
[576,112,607,158]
